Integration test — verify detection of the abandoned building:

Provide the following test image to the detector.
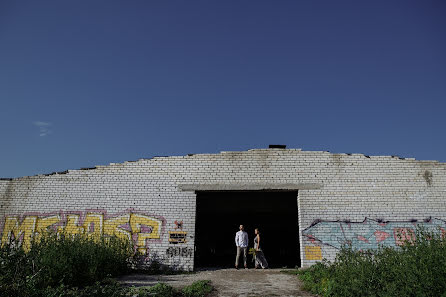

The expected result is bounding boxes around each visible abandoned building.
[1,146,445,271]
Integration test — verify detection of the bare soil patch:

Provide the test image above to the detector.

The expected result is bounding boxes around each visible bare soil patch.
[119,268,315,297]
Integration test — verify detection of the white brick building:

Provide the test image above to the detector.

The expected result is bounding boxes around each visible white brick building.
[1,147,445,271]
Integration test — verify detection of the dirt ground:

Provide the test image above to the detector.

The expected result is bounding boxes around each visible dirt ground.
[119,268,316,297]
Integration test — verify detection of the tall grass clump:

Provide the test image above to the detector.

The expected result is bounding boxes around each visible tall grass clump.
[30,231,134,287]
[181,280,213,297]
[296,227,446,297]
[0,231,135,297]
[0,241,36,297]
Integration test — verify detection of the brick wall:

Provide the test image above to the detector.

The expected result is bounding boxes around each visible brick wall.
[1,148,445,269]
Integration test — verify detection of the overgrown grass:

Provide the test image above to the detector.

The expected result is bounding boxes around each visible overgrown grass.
[0,231,135,297]
[129,281,213,297]
[3,279,214,297]
[0,231,213,296]
[37,279,213,297]
[292,228,446,297]
[142,283,176,297]
[32,232,134,287]
[181,280,213,297]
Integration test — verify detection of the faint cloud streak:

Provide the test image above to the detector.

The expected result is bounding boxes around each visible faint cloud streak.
[33,121,52,137]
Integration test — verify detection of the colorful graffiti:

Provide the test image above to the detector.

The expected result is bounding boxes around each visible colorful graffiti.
[0,210,165,254]
[303,217,446,250]
[174,220,183,229]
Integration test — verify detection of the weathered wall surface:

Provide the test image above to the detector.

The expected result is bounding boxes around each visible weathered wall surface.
[0,165,196,270]
[1,149,445,268]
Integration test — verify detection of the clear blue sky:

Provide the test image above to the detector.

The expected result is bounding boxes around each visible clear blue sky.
[1,0,445,178]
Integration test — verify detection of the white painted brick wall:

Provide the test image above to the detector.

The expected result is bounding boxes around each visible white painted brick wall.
[1,149,445,269]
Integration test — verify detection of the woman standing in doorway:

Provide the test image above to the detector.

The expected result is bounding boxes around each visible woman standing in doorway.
[254,228,268,269]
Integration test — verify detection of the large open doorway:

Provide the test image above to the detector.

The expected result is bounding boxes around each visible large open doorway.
[194,191,300,269]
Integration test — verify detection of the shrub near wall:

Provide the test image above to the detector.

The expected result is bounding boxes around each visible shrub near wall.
[32,232,134,287]
[296,229,446,297]
[0,232,215,297]
[0,232,134,297]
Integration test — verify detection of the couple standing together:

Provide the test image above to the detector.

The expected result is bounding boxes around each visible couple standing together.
[235,225,268,269]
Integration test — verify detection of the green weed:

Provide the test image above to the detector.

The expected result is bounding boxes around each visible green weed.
[0,232,213,297]
[0,232,135,297]
[181,280,213,297]
[291,228,446,297]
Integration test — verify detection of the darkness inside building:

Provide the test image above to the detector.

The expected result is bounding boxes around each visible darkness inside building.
[195,191,300,269]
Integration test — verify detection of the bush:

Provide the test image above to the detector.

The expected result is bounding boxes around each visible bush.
[29,233,133,287]
[181,280,213,297]
[43,280,129,297]
[0,232,135,297]
[0,233,213,297]
[147,283,176,297]
[0,242,36,297]
[295,261,334,296]
[295,228,446,297]
[29,231,134,288]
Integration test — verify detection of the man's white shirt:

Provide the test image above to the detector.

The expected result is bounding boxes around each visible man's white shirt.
[235,230,249,247]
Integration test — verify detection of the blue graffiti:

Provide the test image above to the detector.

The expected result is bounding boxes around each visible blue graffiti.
[303,218,446,250]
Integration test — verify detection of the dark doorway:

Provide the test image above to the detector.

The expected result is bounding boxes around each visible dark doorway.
[194,191,300,269]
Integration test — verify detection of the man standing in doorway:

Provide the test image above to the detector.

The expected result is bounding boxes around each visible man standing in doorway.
[235,224,249,269]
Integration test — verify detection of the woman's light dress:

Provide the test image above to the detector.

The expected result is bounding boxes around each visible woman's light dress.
[254,235,268,269]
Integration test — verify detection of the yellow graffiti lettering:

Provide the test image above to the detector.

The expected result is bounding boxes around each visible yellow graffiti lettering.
[36,215,60,232]
[130,213,162,254]
[1,211,165,253]
[1,216,37,251]
[58,215,84,235]
[83,213,104,238]
[34,215,60,242]
[103,214,131,241]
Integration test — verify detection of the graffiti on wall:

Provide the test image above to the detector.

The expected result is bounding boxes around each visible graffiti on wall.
[305,246,322,260]
[174,220,183,229]
[0,210,165,254]
[303,217,446,250]
[166,247,193,258]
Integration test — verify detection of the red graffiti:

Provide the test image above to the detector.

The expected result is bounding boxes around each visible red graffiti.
[306,234,317,243]
[394,228,415,246]
[174,220,183,230]
[374,231,390,243]
[357,235,369,243]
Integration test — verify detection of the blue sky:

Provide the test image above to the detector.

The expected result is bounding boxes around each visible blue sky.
[1,0,445,178]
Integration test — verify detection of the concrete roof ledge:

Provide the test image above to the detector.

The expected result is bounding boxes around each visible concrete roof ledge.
[178,183,322,191]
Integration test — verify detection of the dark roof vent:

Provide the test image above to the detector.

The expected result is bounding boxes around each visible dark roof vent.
[268,144,286,149]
